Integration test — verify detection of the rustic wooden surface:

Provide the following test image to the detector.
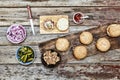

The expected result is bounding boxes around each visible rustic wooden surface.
[0,0,120,80]
[39,25,120,64]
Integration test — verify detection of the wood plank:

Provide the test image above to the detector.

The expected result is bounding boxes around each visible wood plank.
[39,25,120,63]
[0,7,120,26]
[0,0,120,80]
[0,0,120,7]
[0,26,119,64]
[0,26,96,45]
[0,46,40,64]
[0,63,119,80]
[0,46,120,64]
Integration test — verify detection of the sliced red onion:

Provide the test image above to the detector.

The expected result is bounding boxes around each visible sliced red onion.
[7,24,26,44]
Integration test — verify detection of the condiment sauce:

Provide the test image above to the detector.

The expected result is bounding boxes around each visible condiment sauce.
[74,13,82,22]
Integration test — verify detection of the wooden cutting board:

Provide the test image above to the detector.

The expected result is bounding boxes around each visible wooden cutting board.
[39,24,120,63]
[40,15,69,34]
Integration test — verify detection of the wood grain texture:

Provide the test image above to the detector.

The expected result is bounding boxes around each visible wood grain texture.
[0,0,120,80]
[0,26,96,46]
[0,63,119,80]
[0,7,120,26]
[0,46,120,64]
[0,0,120,7]
[0,26,119,64]
[39,25,120,63]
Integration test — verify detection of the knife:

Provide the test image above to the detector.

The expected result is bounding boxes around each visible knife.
[27,5,35,35]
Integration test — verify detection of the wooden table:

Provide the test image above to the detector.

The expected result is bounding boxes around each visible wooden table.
[0,0,120,80]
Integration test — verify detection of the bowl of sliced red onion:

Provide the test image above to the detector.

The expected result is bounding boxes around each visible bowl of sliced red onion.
[6,24,27,44]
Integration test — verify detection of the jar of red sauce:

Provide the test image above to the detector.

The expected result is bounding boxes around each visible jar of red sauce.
[73,12,84,24]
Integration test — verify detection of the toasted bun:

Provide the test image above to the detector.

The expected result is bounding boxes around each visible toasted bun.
[107,24,120,37]
[56,38,70,51]
[80,31,93,45]
[96,38,111,52]
[73,46,87,60]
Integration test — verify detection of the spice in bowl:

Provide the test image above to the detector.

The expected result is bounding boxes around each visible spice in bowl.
[41,50,61,68]
[16,46,35,65]
[6,24,26,44]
